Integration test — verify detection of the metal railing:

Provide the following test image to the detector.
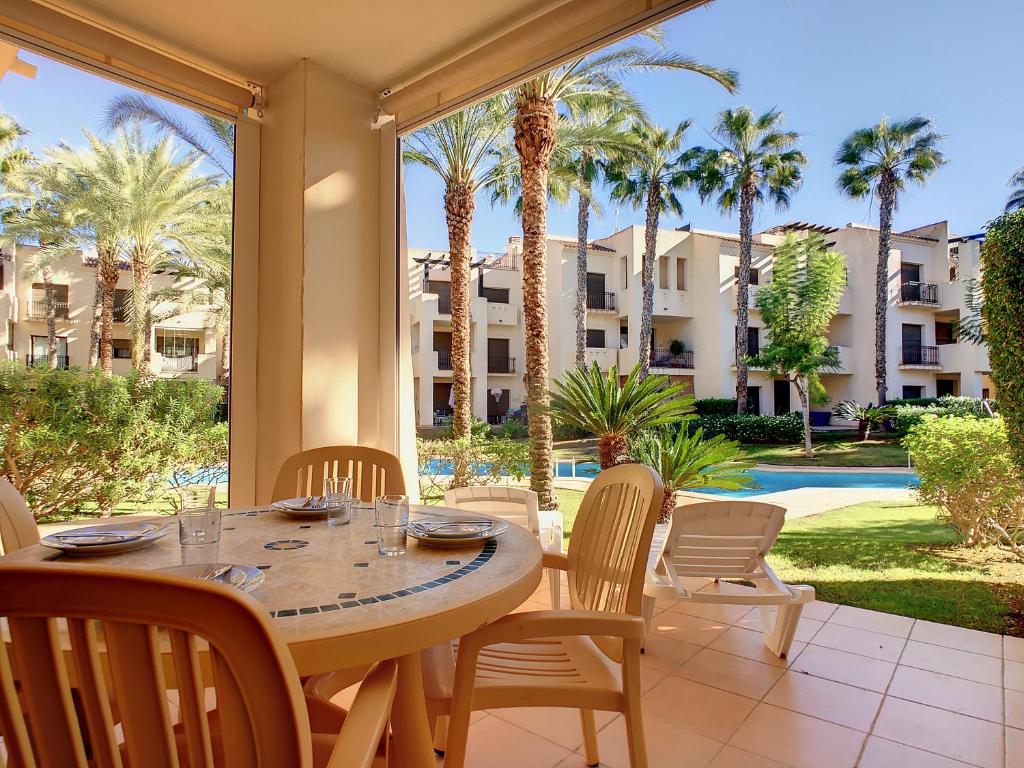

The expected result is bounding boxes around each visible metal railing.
[437,295,451,314]
[901,345,940,366]
[487,356,516,374]
[112,305,129,323]
[26,353,69,370]
[650,347,694,369]
[26,300,70,320]
[161,355,198,373]
[436,350,453,370]
[900,281,939,304]
[586,291,616,311]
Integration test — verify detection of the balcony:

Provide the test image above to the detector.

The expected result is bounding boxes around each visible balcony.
[900,345,940,368]
[25,300,71,321]
[899,281,939,306]
[650,347,694,370]
[26,353,70,370]
[437,350,452,371]
[827,345,853,374]
[584,348,618,371]
[486,302,518,325]
[160,355,198,373]
[487,356,515,374]
[730,283,761,311]
[437,295,451,315]
[586,291,616,312]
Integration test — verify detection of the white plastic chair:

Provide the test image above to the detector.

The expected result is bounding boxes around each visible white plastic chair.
[643,500,814,658]
[444,486,563,607]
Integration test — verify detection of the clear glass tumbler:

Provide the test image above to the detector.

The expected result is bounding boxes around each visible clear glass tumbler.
[178,485,220,563]
[374,494,409,556]
[323,476,353,527]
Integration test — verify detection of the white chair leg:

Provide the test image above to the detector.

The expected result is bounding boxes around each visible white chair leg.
[433,714,449,754]
[761,602,805,658]
[641,594,656,652]
[548,569,561,610]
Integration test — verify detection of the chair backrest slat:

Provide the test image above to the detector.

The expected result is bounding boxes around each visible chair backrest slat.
[66,618,123,768]
[665,501,786,578]
[443,487,540,534]
[0,628,37,768]
[271,446,406,504]
[0,478,39,556]
[168,629,215,768]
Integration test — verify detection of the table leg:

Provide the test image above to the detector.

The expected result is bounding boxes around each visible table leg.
[389,652,436,768]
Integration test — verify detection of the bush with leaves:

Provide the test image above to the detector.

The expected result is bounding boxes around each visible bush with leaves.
[889,397,994,436]
[693,398,738,416]
[0,363,223,520]
[903,416,1024,557]
[439,415,492,442]
[497,418,528,439]
[416,436,529,501]
[692,412,803,444]
[166,422,229,509]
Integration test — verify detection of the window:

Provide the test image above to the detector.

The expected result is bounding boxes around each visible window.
[156,330,202,372]
[112,339,132,359]
[676,258,686,290]
[734,266,759,285]
[620,258,628,290]
[113,289,130,322]
[481,286,509,303]
[746,386,761,415]
[30,335,68,369]
[586,329,606,349]
[659,256,669,289]
[746,327,760,357]
[936,379,957,397]
[983,388,991,399]
[30,283,70,318]
[935,321,955,345]
[6,320,13,351]
[900,262,921,284]
[902,385,925,399]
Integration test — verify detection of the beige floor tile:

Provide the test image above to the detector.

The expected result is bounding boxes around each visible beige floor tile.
[858,736,974,768]
[909,620,1003,658]
[811,622,905,662]
[829,604,914,638]
[735,608,822,644]
[1007,726,1024,768]
[1005,635,1024,664]
[901,640,1003,686]
[641,676,757,743]
[707,625,804,668]
[640,634,703,672]
[639,662,671,693]
[1006,659,1024,693]
[461,714,573,768]
[674,648,785,700]
[727,703,864,768]
[763,670,882,731]
[492,707,616,752]
[707,745,788,768]
[652,611,729,647]
[558,714,724,768]
[888,665,1003,723]
[872,697,1003,768]
[800,600,839,622]
[1007,689,1024,730]
[789,645,896,693]
[667,600,754,626]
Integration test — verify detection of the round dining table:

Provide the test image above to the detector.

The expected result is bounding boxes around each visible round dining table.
[5,504,543,768]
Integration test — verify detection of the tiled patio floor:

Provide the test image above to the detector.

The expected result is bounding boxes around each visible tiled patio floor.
[455,578,1022,768]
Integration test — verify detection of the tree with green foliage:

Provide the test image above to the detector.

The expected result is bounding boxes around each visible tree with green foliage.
[692,107,805,412]
[1006,167,1024,212]
[981,210,1024,472]
[835,116,945,404]
[752,234,846,457]
[549,362,694,468]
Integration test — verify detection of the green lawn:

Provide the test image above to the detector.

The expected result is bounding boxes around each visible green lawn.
[768,501,1024,635]
[740,437,908,467]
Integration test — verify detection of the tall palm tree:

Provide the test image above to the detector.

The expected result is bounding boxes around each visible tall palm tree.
[1005,167,1024,212]
[404,97,512,440]
[0,113,31,190]
[692,107,806,413]
[835,116,945,403]
[511,39,738,508]
[608,120,696,378]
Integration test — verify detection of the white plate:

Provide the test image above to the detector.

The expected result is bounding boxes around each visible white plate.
[41,522,172,556]
[407,520,508,548]
[408,520,495,539]
[161,563,265,593]
[271,498,328,518]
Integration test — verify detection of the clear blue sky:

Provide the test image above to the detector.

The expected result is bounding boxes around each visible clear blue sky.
[3,0,1021,254]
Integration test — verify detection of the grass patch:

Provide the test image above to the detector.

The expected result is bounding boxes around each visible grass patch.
[38,489,229,524]
[741,438,908,467]
[768,500,1024,635]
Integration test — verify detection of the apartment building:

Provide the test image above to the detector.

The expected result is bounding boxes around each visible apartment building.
[408,219,991,428]
[0,244,221,380]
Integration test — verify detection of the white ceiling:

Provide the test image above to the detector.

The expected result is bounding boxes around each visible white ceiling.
[52,0,569,89]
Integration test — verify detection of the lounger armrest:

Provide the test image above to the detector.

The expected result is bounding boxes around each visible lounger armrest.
[756,557,815,602]
[542,552,569,571]
[327,659,397,768]
[536,509,564,553]
[460,610,645,653]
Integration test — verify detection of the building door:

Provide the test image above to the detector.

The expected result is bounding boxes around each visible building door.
[774,380,791,415]
[487,388,510,424]
[432,382,452,418]
[586,272,606,309]
[901,324,923,363]
[487,337,511,373]
[747,327,760,356]
[746,386,761,415]
[936,378,958,397]
[900,262,921,284]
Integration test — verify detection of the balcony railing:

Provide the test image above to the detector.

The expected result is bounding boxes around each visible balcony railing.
[26,300,70,320]
[651,347,694,369]
[26,353,69,370]
[161,355,198,373]
[901,345,940,366]
[437,350,452,370]
[900,281,939,304]
[113,305,129,323]
[487,356,516,374]
[437,295,451,314]
[586,291,616,311]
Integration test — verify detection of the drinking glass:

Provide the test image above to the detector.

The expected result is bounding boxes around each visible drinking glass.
[323,476,353,527]
[178,485,220,563]
[374,494,409,556]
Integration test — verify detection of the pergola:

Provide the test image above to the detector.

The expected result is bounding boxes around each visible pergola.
[0,0,710,505]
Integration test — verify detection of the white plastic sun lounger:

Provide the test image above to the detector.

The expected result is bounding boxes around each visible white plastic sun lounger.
[643,500,814,658]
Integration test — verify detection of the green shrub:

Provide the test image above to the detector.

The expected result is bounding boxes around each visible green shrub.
[692,412,803,443]
[439,415,492,442]
[903,416,1024,557]
[497,418,528,439]
[885,397,941,408]
[889,397,994,436]
[552,420,592,442]
[0,363,224,520]
[693,397,738,416]
[416,436,529,500]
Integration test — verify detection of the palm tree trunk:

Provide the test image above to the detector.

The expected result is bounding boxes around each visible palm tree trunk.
[575,154,590,369]
[735,181,755,414]
[597,433,627,469]
[217,325,231,386]
[639,180,660,380]
[130,255,152,373]
[444,183,474,442]
[515,95,558,510]
[794,376,812,458]
[98,249,119,375]
[876,171,896,405]
[42,267,57,369]
[658,488,676,524]
[89,275,102,368]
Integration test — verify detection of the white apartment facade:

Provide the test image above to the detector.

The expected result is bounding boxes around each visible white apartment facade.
[1,244,221,380]
[409,220,991,428]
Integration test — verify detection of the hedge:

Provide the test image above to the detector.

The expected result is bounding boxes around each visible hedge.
[890,397,995,436]
[693,397,739,416]
[692,412,804,443]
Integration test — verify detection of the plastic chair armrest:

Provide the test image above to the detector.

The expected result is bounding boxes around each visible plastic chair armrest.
[460,610,645,654]
[536,510,564,553]
[327,660,398,768]
[542,551,568,571]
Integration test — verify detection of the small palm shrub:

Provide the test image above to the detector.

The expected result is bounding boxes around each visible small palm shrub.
[903,416,1024,558]
[629,427,754,522]
[832,400,895,441]
[550,363,694,468]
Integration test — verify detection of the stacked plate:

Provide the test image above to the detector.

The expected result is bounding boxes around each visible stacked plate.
[40,521,172,555]
[160,563,265,593]
[407,516,508,547]
[271,497,328,518]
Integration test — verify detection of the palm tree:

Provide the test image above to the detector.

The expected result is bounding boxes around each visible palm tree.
[0,113,31,190]
[404,97,512,440]
[549,362,695,468]
[608,120,696,378]
[511,39,738,508]
[835,115,945,404]
[692,107,806,414]
[1005,167,1024,212]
